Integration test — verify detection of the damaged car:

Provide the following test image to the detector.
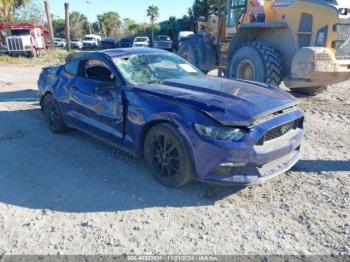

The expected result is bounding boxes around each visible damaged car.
[38,48,304,187]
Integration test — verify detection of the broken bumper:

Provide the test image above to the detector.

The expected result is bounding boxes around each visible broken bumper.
[189,109,304,186]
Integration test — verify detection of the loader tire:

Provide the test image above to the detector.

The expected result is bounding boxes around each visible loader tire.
[178,34,217,73]
[290,86,327,96]
[227,42,282,87]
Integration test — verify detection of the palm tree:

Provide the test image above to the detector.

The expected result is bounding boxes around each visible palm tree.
[146,5,159,44]
[147,5,159,24]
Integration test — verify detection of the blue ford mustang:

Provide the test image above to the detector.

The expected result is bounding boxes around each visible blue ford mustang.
[38,48,304,187]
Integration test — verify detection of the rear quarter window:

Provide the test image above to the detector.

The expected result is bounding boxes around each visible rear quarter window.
[64,60,80,76]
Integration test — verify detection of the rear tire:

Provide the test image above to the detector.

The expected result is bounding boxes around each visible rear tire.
[227,42,282,87]
[41,94,67,133]
[144,123,193,188]
[290,86,327,96]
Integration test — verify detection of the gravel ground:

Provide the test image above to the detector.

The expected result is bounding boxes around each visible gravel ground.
[0,65,349,256]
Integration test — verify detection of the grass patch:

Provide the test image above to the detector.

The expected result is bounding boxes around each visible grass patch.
[0,49,73,66]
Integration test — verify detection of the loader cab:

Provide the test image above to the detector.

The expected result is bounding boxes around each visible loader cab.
[227,0,248,28]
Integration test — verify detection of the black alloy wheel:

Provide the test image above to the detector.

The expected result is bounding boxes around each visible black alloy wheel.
[144,123,193,188]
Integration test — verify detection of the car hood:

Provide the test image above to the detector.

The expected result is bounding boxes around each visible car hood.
[134,76,298,127]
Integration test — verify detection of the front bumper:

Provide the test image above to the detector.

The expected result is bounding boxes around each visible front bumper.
[187,109,304,185]
[285,47,350,88]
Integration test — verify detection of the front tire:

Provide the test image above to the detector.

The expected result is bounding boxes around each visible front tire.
[144,123,193,188]
[227,42,282,87]
[178,34,217,73]
[41,94,67,133]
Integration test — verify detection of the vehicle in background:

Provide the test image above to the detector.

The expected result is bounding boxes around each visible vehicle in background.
[38,48,304,188]
[153,35,173,51]
[82,34,101,49]
[132,36,150,48]
[178,0,350,95]
[54,38,66,48]
[99,37,117,50]
[0,23,49,57]
[117,38,133,48]
[178,31,194,49]
[70,38,83,49]
[0,43,7,54]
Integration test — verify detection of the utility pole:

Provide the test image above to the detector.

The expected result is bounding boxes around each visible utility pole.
[44,0,55,49]
[65,2,71,52]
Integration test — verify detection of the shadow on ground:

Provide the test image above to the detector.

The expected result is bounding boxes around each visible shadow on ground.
[293,160,350,173]
[0,106,242,213]
[0,89,38,103]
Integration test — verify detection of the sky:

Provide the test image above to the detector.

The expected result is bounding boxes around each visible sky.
[49,0,194,23]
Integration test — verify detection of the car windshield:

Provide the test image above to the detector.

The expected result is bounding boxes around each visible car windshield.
[156,36,170,41]
[135,38,148,42]
[84,37,95,41]
[113,53,204,85]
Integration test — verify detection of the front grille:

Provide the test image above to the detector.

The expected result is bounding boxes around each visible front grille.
[334,18,350,60]
[256,118,302,146]
[7,38,24,51]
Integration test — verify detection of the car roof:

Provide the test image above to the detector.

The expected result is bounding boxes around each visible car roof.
[102,48,168,57]
[66,48,169,63]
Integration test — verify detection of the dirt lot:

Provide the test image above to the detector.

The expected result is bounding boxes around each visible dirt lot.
[0,64,349,256]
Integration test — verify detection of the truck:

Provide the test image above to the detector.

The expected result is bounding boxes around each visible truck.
[0,23,49,58]
[178,0,350,95]
[82,34,102,49]
[153,35,173,51]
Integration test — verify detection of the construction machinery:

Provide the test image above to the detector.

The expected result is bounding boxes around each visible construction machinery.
[178,0,350,94]
[0,23,50,57]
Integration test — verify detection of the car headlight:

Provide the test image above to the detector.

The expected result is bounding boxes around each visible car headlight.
[339,8,348,15]
[194,124,246,141]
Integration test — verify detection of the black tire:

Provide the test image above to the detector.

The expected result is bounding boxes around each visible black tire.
[227,42,282,87]
[290,86,327,96]
[178,34,217,73]
[28,48,37,58]
[144,123,193,188]
[41,93,67,133]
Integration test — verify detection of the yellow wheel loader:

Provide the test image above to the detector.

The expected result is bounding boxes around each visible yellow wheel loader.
[178,0,350,95]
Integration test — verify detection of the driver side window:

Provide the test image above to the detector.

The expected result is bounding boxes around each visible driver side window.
[81,59,116,83]
[228,0,247,27]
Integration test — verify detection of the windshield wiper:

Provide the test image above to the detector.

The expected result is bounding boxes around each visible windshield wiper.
[147,80,163,84]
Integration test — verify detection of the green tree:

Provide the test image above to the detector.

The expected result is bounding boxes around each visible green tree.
[97,11,121,38]
[122,18,137,36]
[166,16,177,40]
[52,17,65,37]
[14,0,44,24]
[0,0,29,22]
[146,5,159,24]
[69,12,89,38]
[146,5,159,43]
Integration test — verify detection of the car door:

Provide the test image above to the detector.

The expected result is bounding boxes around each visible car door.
[67,58,124,142]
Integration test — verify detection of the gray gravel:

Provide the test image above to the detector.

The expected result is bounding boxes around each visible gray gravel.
[0,65,349,255]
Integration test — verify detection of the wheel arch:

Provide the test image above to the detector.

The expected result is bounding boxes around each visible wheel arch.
[138,119,178,157]
[138,118,197,177]
[39,91,53,108]
[227,27,296,78]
